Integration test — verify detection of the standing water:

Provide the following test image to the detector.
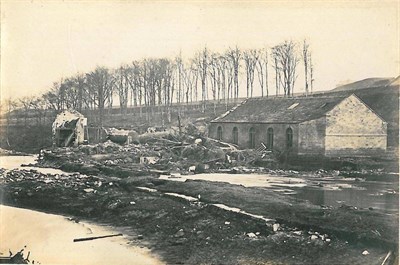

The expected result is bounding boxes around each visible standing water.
[0,155,163,265]
[0,155,37,170]
[0,155,68,175]
[160,172,398,212]
[0,205,162,265]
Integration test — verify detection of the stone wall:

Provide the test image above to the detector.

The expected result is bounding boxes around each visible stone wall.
[74,118,87,145]
[298,118,326,155]
[325,95,387,156]
[209,122,299,153]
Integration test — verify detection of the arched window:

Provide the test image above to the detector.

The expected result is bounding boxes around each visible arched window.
[267,128,274,150]
[286,127,293,148]
[249,127,256,149]
[232,127,238,145]
[217,126,223,141]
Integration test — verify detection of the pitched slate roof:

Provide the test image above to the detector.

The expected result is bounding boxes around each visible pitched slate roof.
[211,96,347,124]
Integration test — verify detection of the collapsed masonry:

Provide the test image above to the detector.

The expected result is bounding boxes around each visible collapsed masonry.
[52,110,87,147]
[105,128,139,145]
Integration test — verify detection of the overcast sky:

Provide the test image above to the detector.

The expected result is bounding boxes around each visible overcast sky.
[1,0,399,101]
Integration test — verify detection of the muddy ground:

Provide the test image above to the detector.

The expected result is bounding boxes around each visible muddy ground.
[1,162,398,264]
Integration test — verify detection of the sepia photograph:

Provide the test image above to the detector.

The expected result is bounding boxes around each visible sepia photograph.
[0,0,399,264]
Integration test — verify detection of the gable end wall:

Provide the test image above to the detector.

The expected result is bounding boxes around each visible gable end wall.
[325,95,387,156]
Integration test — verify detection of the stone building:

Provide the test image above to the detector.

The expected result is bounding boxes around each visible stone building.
[209,94,387,156]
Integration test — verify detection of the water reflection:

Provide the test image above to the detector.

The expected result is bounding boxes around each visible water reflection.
[0,205,162,265]
[293,183,399,212]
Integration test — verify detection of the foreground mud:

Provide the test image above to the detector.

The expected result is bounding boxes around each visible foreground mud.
[0,164,398,265]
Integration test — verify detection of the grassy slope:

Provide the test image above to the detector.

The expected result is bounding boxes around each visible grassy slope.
[331,78,393,92]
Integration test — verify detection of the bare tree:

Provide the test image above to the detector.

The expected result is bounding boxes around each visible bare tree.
[256,48,269,97]
[183,62,197,104]
[243,50,259,98]
[114,66,130,116]
[86,67,115,126]
[227,46,241,100]
[194,47,209,112]
[43,82,64,111]
[30,97,47,125]
[209,53,218,101]
[61,75,87,111]
[19,96,36,127]
[224,54,234,103]
[189,58,200,103]
[208,53,224,114]
[3,98,18,146]
[62,74,87,112]
[256,49,265,98]
[127,61,143,110]
[272,55,281,96]
[175,52,184,106]
[302,39,311,96]
[272,40,299,97]
[215,55,227,104]
[163,59,175,123]
[75,74,86,112]
[310,56,314,94]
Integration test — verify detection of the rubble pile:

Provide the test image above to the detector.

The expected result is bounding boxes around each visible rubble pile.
[0,168,108,193]
[38,131,279,177]
[105,128,139,144]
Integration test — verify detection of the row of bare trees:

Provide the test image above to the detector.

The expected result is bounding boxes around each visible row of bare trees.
[271,40,314,97]
[3,39,313,127]
[3,96,48,127]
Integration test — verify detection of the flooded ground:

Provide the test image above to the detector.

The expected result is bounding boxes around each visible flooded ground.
[0,205,162,265]
[5,154,396,214]
[160,172,399,213]
[160,172,307,188]
[0,156,162,265]
[0,155,37,169]
[2,155,398,214]
[1,155,397,264]
[291,177,399,213]
[0,155,69,175]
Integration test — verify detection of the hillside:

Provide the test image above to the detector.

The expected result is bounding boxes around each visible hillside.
[331,77,394,92]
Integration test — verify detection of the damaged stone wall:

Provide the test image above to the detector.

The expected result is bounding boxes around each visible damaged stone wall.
[53,110,87,147]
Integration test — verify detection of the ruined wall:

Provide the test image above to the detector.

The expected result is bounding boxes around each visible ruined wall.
[325,95,387,156]
[209,122,299,153]
[298,118,326,155]
[74,118,87,145]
